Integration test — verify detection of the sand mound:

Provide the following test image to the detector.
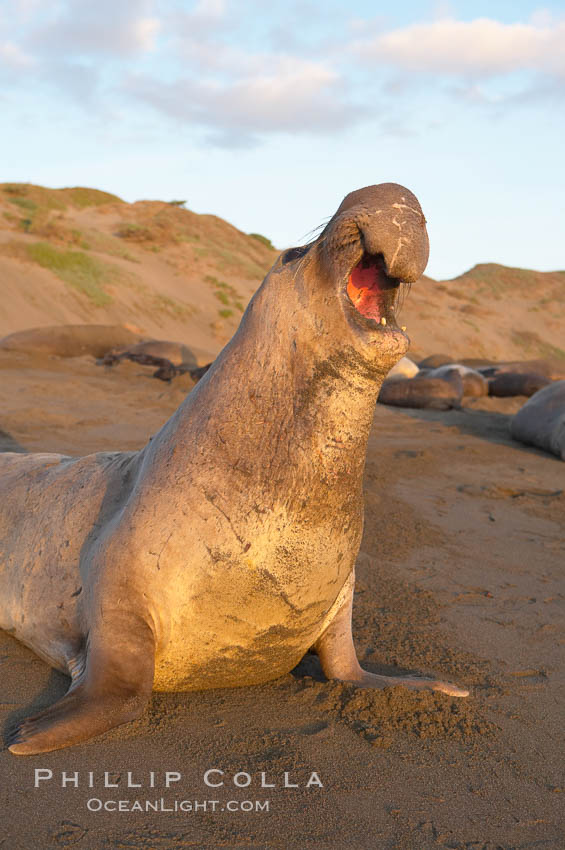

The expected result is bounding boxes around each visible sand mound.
[316,683,493,744]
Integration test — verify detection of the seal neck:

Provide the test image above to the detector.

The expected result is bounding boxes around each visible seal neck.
[163,275,385,495]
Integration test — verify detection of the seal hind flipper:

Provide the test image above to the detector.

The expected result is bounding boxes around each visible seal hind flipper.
[8,617,155,755]
[314,578,469,698]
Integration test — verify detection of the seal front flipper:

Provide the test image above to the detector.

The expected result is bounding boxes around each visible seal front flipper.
[314,576,469,698]
[8,615,155,755]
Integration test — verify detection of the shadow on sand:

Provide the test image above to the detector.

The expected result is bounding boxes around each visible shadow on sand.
[2,667,69,748]
[0,428,26,453]
[380,402,553,460]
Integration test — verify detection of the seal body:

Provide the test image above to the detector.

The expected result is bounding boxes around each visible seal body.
[386,356,419,380]
[488,372,551,398]
[478,359,565,382]
[426,365,488,398]
[0,422,359,692]
[510,380,565,460]
[418,354,453,369]
[102,340,213,382]
[378,374,463,409]
[0,324,142,358]
[1,183,468,755]
[102,340,200,370]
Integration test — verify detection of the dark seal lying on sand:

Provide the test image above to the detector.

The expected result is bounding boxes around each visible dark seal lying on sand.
[0,183,468,756]
[378,375,463,410]
[488,372,551,398]
[478,359,565,381]
[102,339,198,370]
[101,341,213,382]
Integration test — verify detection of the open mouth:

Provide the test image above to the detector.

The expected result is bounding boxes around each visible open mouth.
[346,253,402,327]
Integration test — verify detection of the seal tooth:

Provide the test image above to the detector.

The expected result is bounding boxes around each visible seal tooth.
[380,317,387,326]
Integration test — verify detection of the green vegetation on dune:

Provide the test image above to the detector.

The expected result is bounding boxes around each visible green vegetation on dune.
[205,275,245,316]
[1,184,122,242]
[7,196,38,213]
[249,232,274,250]
[449,263,565,293]
[151,293,195,319]
[115,222,155,242]
[189,217,273,279]
[0,185,275,281]
[511,330,565,361]
[85,231,139,262]
[24,242,115,306]
[65,187,122,207]
[2,185,63,233]
[1,183,121,210]
[216,246,266,279]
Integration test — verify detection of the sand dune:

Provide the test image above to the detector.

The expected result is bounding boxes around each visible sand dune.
[1,182,564,364]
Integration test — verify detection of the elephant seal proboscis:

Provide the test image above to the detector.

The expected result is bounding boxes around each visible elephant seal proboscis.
[0,183,468,756]
[510,380,565,460]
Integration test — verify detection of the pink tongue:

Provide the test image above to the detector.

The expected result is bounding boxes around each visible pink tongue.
[355,292,381,320]
[347,265,382,320]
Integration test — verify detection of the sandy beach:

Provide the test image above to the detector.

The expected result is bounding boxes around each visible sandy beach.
[1,350,563,849]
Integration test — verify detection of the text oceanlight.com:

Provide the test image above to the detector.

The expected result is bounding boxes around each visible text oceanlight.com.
[86,798,270,813]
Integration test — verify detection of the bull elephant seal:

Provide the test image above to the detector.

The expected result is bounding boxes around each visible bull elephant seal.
[378,373,463,409]
[1,183,468,756]
[418,354,453,369]
[488,372,551,398]
[478,359,565,382]
[102,340,214,382]
[102,340,200,370]
[386,356,419,380]
[510,381,565,460]
[187,362,213,383]
[426,365,488,398]
[0,324,142,359]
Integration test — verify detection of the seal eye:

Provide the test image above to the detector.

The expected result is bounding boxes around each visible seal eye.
[346,253,401,323]
[281,245,309,265]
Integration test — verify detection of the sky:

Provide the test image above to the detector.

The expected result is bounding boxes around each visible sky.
[1,0,564,279]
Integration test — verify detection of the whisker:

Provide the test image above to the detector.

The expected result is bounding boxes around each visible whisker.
[395,280,412,315]
[300,218,331,244]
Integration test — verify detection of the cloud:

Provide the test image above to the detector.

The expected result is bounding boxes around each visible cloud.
[0,40,34,68]
[3,4,562,149]
[0,0,161,102]
[192,0,226,20]
[191,0,226,23]
[353,17,565,77]
[125,54,359,144]
[168,0,229,39]
[27,0,161,57]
